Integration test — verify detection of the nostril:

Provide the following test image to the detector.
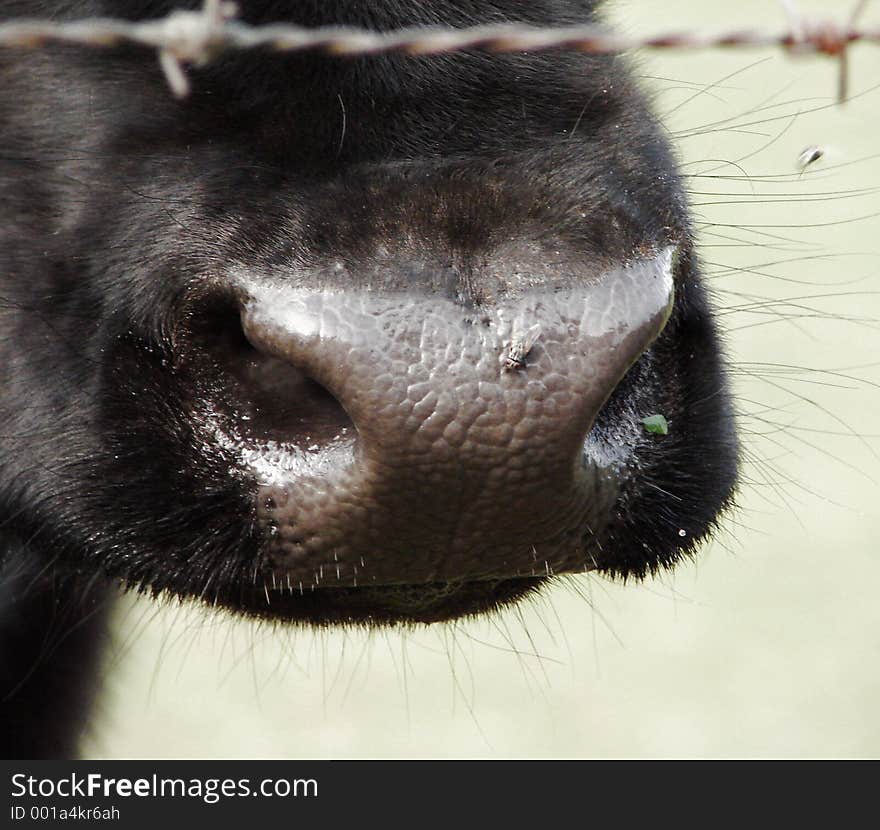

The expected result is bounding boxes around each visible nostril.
[186,295,258,362]
[187,297,355,451]
[256,373,354,447]
[236,352,354,452]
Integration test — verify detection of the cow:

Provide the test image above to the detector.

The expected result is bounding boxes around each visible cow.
[0,0,738,758]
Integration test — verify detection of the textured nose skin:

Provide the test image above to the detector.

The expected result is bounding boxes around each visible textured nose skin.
[239,248,675,586]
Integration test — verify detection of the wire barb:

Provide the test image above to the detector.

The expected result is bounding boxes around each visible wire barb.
[0,0,874,100]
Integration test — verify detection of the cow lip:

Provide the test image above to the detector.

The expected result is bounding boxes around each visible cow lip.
[234,576,547,625]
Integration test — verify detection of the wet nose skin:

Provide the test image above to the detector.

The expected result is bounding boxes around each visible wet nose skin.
[237,247,676,587]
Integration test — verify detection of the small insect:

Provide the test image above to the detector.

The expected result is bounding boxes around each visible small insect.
[796,145,825,172]
[504,323,542,371]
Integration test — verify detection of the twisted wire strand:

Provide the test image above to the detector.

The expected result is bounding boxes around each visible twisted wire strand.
[0,0,874,98]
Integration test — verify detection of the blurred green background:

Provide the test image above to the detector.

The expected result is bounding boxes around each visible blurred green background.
[83,0,880,759]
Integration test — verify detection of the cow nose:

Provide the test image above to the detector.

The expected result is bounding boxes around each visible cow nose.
[234,247,676,586]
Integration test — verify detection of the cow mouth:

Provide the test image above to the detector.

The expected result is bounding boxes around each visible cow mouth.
[231,576,546,625]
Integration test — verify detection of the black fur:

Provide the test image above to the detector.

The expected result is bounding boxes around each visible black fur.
[0,1,738,758]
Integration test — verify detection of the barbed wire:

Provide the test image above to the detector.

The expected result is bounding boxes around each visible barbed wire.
[0,0,875,99]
